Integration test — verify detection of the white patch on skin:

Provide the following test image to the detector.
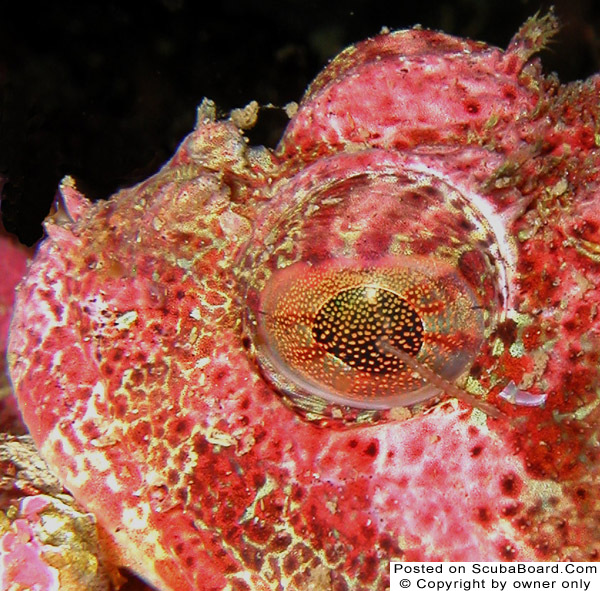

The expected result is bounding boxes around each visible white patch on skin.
[239,474,277,523]
[372,413,527,557]
[43,429,90,489]
[141,528,163,553]
[45,379,116,487]
[205,428,236,447]
[50,349,63,372]
[115,310,138,330]
[83,381,123,447]
[509,341,525,358]
[122,504,150,531]
[84,449,112,472]
[144,470,168,488]
[176,258,193,271]
[105,473,121,492]
[82,381,106,423]
[107,518,172,591]
[81,292,111,322]
[498,381,547,407]
[574,397,600,420]
[219,209,252,243]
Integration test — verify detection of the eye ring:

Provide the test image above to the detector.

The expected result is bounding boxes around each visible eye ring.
[236,149,511,419]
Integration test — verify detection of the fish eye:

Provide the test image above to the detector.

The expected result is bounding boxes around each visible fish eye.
[237,150,511,419]
[254,257,484,410]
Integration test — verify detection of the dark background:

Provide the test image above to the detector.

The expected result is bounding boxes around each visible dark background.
[2,0,600,246]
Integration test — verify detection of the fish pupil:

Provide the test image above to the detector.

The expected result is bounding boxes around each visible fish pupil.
[312,286,424,374]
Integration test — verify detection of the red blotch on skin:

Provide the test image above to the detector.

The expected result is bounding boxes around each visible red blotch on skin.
[502,504,520,517]
[130,421,151,445]
[499,542,518,561]
[355,231,393,260]
[502,85,517,101]
[572,218,600,243]
[470,445,484,457]
[500,473,522,497]
[521,324,543,349]
[282,552,299,576]
[205,291,226,306]
[408,128,441,145]
[475,506,495,527]
[364,441,379,458]
[576,127,596,150]
[563,303,595,334]
[464,100,480,115]
[494,319,518,345]
[358,551,381,583]
[514,416,593,481]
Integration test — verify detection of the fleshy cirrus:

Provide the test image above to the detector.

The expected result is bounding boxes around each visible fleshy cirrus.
[6,11,600,591]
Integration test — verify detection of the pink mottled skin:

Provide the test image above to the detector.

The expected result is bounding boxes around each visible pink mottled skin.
[0,230,30,373]
[6,12,600,591]
[0,229,116,591]
[0,229,30,435]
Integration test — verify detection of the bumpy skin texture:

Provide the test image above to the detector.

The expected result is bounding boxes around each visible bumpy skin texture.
[0,230,30,435]
[0,233,115,591]
[7,14,600,591]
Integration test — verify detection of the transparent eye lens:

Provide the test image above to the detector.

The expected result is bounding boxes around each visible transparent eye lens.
[254,258,485,410]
